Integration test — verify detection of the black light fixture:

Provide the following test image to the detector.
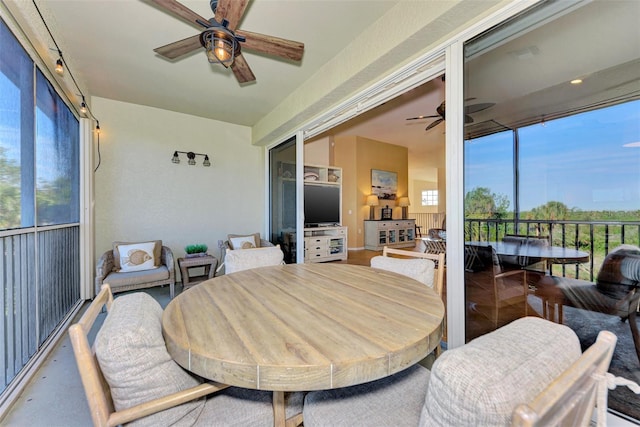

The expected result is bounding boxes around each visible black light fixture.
[54,49,64,75]
[198,18,244,68]
[55,57,64,75]
[172,150,211,167]
[80,95,87,115]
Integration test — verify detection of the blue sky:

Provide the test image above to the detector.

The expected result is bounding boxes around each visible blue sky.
[465,99,640,212]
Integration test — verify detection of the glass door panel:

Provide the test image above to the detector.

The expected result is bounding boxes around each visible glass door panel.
[269,138,296,263]
[463,0,640,420]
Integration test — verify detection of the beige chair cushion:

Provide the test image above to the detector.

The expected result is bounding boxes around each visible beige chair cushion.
[104,266,169,288]
[94,292,204,426]
[303,364,430,426]
[113,240,162,270]
[419,317,581,427]
[370,255,436,288]
[224,245,284,274]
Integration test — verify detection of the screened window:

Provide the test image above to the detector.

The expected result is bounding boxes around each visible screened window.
[1,16,81,398]
[0,18,34,230]
[35,69,79,226]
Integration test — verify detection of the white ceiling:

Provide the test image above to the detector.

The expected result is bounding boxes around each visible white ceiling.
[25,0,401,126]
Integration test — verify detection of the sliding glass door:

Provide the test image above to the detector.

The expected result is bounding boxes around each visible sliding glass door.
[463,0,640,420]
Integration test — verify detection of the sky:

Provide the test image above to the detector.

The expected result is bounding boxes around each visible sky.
[464,99,640,212]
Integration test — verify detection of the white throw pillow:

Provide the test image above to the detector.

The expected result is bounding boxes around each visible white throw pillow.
[229,235,259,250]
[117,242,156,272]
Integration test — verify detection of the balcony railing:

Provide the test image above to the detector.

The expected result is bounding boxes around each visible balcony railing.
[411,213,640,281]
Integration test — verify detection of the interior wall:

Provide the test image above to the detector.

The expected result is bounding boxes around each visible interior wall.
[333,135,408,249]
[91,97,261,276]
[304,136,331,165]
[411,179,438,214]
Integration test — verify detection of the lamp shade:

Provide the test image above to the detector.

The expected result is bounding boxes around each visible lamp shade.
[366,195,380,206]
[398,197,410,207]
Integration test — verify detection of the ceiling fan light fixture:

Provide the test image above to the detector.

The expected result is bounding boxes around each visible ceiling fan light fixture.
[202,29,238,68]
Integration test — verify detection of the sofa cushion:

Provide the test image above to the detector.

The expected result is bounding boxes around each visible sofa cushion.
[224,245,284,274]
[94,292,204,426]
[227,233,261,250]
[370,256,435,288]
[419,317,581,427]
[104,265,170,288]
[113,240,162,271]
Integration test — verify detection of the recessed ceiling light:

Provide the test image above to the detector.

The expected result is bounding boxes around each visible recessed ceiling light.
[570,79,583,85]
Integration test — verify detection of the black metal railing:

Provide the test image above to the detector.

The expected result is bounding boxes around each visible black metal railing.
[464,218,640,281]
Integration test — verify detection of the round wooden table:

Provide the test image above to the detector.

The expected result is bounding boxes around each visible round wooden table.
[162,263,444,426]
[467,241,590,265]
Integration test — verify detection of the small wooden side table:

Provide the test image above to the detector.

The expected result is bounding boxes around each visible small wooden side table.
[178,255,218,290]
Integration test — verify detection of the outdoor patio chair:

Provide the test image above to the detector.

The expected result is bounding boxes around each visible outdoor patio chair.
[535,244,640,363]
[303,317,616,427]
[373,246,445,297]
[221,244,285,274]
[465,244,529,328]
[95,241,175,298]
[69,284,302,427]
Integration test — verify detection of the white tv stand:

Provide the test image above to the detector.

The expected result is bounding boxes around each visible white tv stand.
[304,226,348,263]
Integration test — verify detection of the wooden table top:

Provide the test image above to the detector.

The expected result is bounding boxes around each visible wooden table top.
[162,263,444,392]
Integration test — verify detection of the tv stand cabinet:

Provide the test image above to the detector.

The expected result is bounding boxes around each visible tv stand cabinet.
[304,226,347,263]
[364,220,415,251]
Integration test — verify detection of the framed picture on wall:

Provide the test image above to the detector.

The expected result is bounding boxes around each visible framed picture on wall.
[371,169,397,200]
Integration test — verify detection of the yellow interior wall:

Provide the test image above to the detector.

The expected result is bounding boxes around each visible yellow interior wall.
[333,136,408,249]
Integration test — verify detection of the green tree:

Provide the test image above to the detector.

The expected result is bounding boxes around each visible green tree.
[526,201,571,220]
[464,187,510,219]
[0,147,21,229]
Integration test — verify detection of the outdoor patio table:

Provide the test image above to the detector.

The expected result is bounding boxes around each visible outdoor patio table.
[466,241,589,265]
[162,263,444,427]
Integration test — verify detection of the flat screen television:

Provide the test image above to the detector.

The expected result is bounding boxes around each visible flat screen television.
[304,183,341,227]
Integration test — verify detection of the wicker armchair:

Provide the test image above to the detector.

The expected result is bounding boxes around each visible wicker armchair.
[95,244,175,298]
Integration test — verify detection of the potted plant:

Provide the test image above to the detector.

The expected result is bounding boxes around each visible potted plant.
[185,244,208,258]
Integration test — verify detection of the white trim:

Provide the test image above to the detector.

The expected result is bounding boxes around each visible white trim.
[295,131,305,264]
[79,119,94,300]
[445,41,466,350]
[303,54,445,141]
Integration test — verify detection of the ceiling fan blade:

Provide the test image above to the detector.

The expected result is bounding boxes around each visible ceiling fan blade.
[465,102,495,114]
[214,0,249,31]
[154,34,202,59]
[231,53,256,83]
[406,114,440,121]
[425,118,444,131]
[149,0,209,30]
[236,30,304,61]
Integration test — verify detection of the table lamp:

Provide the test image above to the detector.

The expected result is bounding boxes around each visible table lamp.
[366,195,379,220]
[398,197,410,219]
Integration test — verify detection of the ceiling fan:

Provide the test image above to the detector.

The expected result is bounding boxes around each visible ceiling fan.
[406,100,495,131]
[151,0,304,83]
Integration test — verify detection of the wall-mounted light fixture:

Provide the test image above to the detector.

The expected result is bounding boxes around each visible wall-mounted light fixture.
[172,150,211,167]
[398,197,410,219]
[366,195,379,220]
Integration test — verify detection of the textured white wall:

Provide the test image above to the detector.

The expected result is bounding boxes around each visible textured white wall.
[92,97,262,266]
